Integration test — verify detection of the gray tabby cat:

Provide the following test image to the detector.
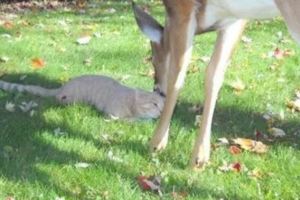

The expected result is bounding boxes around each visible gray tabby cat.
[0,75,164,119]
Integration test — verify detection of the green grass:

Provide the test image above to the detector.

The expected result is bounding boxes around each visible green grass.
[1,1,300,199]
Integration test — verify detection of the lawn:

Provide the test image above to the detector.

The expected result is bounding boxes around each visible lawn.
[0,1,300,199]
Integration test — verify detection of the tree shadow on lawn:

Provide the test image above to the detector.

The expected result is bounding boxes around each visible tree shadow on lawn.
[0,73,299,198]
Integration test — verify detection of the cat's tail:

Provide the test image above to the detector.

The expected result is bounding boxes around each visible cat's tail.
[0,80,60,97]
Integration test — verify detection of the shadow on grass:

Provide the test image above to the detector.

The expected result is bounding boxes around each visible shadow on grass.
[0,72,299,198]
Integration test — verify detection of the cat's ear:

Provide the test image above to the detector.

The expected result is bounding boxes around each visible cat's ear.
[132,1,164,43]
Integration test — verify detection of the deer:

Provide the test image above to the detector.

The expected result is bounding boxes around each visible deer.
[132,0,300,169]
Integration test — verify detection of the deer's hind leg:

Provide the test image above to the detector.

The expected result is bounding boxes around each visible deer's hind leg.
[275,0,300,44]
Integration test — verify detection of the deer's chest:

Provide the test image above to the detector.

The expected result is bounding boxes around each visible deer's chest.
[200,0,280,30]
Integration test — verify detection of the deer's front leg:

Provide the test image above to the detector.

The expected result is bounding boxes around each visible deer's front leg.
[190,20,247,169]
[150,10,197,151]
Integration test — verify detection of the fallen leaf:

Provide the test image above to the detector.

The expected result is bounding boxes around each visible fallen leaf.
[119,75,130,82]
[229,145,242,155]
[1,33,12,38]
[31,58,45,69]
[273,48,284,59]
[106,8,116,14]
[107,150,123,163]
[75,162,90,168]
[55,197,65,200]
[29,110,36,117]
[232,138,268,154]
[188,65,199,74]
[139,69,154,78]
[83,57,92,66]
[188,104,202,113]
[272,48,294,60]
[283,49,295,57]
[287,99,300,112]
[269,127,286,138]
[232,162,242,172]
[57,19,68,27]
[19,101,38,112]
[217,137,229,146]
[54,127,67,136]
[137,175,162,196]
[218,161,243,173]
[100,133,114,144]
[5,102,15,112]
[172,191,188,199]
[199,56,210,63]
[194,115,202,126]
[0,56,9,63]
[19,19,30,26]
[241,36,252,44]
[229,78,246,92]
[3,21,14,29]
[255,130,263,140]
[76,35,91,45]
[5,196,15,200]
[248,168,263,179]
[93,32,101,38]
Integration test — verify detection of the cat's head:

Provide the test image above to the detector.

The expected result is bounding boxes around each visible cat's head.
[134,90,164,119]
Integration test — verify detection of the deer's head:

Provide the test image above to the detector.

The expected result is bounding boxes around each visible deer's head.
[133,2,168,97]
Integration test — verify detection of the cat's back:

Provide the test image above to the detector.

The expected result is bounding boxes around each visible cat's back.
[66,75,122,91]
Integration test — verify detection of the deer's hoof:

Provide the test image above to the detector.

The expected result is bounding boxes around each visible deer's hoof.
[149,134,168,152]
[190,157,208,171]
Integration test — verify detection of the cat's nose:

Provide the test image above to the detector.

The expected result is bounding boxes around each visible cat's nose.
[153,85,166,98]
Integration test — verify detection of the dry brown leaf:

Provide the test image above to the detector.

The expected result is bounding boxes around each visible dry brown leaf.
[248,168,263,179]
[137,175,162,196]
[232,138,268,154]
[5,197,15,200]
[273,48,295,60]
[287,99,300,112]
[188,65,199,74]
[3,21,14,29]
[218,162,243,173]
[31,58,45,69]
[172,191,188,199]
[229,145,242,155]
[139,69,154,78]
[229,78,246,92]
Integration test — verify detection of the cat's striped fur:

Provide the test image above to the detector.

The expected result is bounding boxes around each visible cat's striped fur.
[0,75,164,119]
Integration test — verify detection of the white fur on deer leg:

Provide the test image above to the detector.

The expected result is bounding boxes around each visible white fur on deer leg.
[190,20,247,169]
[149,127,169,152]
[191,134,211,169]
[174,46,192,90]
[159,53,170,95]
